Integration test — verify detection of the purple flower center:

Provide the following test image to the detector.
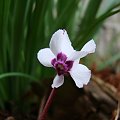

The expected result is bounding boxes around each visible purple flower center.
[51,52,73,75]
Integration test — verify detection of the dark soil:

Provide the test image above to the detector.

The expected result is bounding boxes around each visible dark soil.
[0,66,120,120]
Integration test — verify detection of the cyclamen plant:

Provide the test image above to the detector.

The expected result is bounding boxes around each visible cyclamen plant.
[37,29,96,120]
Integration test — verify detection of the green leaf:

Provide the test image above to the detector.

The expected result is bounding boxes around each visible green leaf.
[0,72,37,80]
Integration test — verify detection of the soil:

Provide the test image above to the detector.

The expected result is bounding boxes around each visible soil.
[0,66,120,120]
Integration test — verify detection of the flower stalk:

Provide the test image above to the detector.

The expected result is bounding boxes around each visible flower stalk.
[37,88,56,120]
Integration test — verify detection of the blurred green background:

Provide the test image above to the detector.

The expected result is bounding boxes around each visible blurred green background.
[0,0,120,110]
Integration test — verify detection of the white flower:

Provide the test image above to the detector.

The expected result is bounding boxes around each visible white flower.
[37,29,96,88]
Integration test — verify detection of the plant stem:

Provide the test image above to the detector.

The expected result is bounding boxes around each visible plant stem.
[38,94,47,116]
[37,88,56,120]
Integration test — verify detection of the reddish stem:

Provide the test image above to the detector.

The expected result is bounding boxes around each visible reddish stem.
[37,88,56,120]
[38,94,47,116]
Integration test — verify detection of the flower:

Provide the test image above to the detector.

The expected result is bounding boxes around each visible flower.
[37,29,96,88]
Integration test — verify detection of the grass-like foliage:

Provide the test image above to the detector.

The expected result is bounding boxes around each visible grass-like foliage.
[0,0,120,109]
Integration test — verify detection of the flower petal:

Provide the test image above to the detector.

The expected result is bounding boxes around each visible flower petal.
[81,39,96,53]
[68,51,88,61]
[49,29,74,56]
[69,62,91,88]
[51,74,64,88]
[68,39,96,61]
[37,48,55,67]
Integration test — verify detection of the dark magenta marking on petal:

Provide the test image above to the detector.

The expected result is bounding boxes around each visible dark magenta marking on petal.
[51,58,57,66]
[51,52,73,75]
[57,52,67,62]
[65,61,74,71]
[54,61,67,75]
